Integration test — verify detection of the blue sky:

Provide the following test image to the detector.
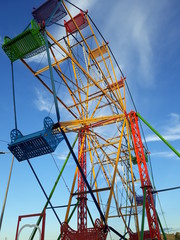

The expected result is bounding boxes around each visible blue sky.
[0,0,180,239]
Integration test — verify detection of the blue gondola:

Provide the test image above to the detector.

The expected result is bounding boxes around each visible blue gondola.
[8,117,63,161]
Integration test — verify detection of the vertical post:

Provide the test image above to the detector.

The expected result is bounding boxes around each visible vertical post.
[41,210,46,240]
[29,135,78,240]
[77,130,87,231]
[60,127,127,239]
[129,111,161,240]
[15,216,21,240]
[11,62,17,130]
[44,30,60,122]
[60,127,106,223]
[156,211,167,240]
[136,112,180,158]
[0,156,14,231]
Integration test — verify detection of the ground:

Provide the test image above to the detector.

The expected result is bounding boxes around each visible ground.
[162,232,180,240]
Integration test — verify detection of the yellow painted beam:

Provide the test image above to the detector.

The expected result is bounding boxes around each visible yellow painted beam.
[90,43,108,59]
[59,114,124,129]
[105,119,126,221]
[66,33,85,119]
[65,167,78,222]
[72,187,111,196]
[85,139,120,153]
[34,56,69,76]
[68,92,104,109]
[46,25,123,112]
[88,133,129,227]
[86,15,125,111]
[20,59,78,119]
[87,137,100,207]
[65,133,86,222]
[50,47,82,117]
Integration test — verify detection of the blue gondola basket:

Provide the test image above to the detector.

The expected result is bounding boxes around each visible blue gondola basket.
[8,117,63,161]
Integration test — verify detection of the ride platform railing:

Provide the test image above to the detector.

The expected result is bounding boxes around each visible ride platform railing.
[61,219,108,240]
[128,229,151,240]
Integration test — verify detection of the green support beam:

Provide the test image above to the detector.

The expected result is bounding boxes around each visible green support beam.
[57,200,80,240]
[87,206,95,227]
[29,134,78,240]
[141,187,146,240]
[156,210,167,240]
[137,112,180,158]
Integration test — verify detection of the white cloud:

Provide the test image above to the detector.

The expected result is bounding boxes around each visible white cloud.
[66,0,96,16]
[151,150,180,160]
[102,2,154,85]
[34,85,82,124]
[166,113,180,134]
[146,134,180,143]
[146,113,180,142]
[34,88,57,114]
[130,8,153,84]
[100,1,173,90]
[25,50,47,64]
[55,153,68,161]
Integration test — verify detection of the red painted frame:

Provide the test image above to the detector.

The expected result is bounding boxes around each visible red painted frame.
[77,130,87,231]
[15,210,46,240]
[129,111,161,240]
[64,11,88,34]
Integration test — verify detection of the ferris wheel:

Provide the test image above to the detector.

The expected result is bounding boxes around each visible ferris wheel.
[2,1,177,240]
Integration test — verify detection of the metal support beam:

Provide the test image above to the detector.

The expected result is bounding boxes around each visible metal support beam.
[59,126,127,239]
[129,111,161,240]
[137,112,180,158]
[0,156,14,231]
[29,135,78,240]
[57,200,80,240]
[44,30,60,122]
[156,210,167,240]
[72,187,111,196]
[152,186,180,194]
[141,187,146,240]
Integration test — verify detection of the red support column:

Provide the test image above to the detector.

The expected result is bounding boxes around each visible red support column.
[129,111,161,240]
[77,130,87,231]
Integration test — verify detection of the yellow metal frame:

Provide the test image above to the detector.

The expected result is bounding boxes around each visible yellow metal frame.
[19,3,141,236]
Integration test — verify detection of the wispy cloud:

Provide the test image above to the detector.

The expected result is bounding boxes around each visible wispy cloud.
[54,153,68,161]
[146,134,180,143]
[129,8,153,85]
[34,86,80,123]
[67,0,96,16]
[34,88,56,114]
[146,113,180,142]
[166,113,180,134]
[101,1,173,89]
[150,150,180,159]
[102,2,154,86]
